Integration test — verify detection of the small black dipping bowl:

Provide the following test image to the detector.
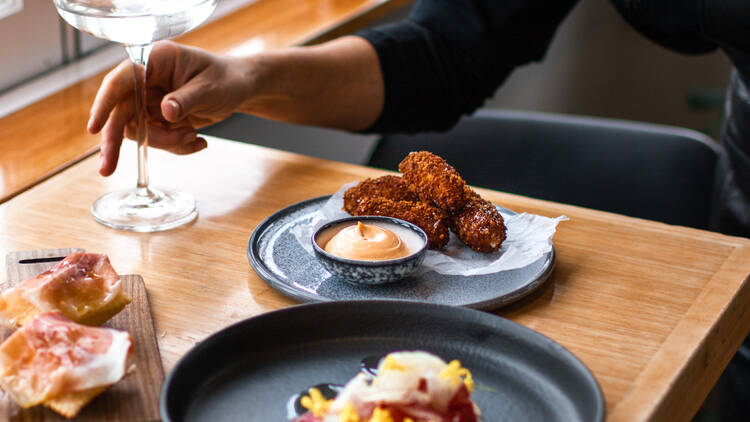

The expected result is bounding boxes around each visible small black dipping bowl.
[312,216,428,285]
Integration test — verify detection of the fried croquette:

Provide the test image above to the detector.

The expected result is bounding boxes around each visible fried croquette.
[343,175,417,214]
[342,152,506,253]
[450,187,506,253]
[351,197,450,249]
[398,151,467,212]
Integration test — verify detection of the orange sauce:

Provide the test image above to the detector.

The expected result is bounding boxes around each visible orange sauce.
[324,221,410,261]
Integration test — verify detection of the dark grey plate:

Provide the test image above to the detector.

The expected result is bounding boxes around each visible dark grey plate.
[160,301,604,422]
[248,195,555,310]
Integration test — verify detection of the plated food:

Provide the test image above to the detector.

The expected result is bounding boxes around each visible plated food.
[0,252,132,327]
[248,195,557,307]
[161,301,602,422]
[344,151,506,252]
[294,351,481,422]
[0,311,134,418]
[0,252,135,418]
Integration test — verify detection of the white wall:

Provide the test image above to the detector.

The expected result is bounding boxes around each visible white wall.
[487,0,731,136]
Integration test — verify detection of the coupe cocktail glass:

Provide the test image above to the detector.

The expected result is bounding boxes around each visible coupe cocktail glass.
[54,0,217,231]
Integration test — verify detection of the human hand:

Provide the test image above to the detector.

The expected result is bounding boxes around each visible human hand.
[88,41,254,176]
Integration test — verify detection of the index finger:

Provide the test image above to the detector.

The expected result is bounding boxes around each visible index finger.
[88,60,135,134]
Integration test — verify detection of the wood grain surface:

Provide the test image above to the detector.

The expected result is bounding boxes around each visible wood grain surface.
[0,0,413,204]
[0,138,748,422]
[0,249,163,422]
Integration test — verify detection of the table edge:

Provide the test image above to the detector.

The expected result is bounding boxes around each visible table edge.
[608,244,750,421]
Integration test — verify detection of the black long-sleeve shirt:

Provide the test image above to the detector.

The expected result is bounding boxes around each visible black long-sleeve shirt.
[358,0,577,133]
[357,0,750,237]
[357,0,750,133]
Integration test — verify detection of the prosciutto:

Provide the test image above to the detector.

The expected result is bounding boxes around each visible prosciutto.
[0,311,133,408]
[0,253,129,327]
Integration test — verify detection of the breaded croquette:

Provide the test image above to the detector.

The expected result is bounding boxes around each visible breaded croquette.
[352,197,450,249]
[451,187,506,253]
[343,175,417,214]
[398,151,467,212]
[341,152,506,253]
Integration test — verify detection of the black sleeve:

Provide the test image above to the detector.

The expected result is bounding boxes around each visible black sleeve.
[703,0,750,67]
[356,0,578,134]
[609,0,716,54]
[605,0,750,60]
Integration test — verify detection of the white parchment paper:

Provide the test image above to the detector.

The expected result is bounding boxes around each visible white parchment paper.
[291,183,567,276]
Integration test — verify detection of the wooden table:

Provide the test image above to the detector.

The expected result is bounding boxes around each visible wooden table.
[0,138,748,421]
[0,0,412,204]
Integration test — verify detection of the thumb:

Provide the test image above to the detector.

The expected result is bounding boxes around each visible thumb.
[161,98,183,122]
[161,84,205,122]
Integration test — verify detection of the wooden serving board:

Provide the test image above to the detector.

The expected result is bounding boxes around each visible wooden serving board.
[0,249,163,422]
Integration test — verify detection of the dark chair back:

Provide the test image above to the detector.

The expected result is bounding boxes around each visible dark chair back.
[368,109,722,230]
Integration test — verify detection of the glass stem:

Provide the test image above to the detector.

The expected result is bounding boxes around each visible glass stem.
[125,44,154,195]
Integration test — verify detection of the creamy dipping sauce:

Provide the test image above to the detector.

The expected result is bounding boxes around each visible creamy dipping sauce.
[320,221,421,261]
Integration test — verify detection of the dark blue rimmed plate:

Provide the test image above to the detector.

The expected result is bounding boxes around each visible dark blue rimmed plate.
[160,301,604,422]
[248,195,555,310]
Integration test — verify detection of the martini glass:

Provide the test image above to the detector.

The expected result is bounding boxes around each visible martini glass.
[53,0,217,231]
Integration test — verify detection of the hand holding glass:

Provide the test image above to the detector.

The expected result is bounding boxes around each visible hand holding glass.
[53,0,217,231]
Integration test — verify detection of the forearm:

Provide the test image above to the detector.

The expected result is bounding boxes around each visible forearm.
[238,36,384,132]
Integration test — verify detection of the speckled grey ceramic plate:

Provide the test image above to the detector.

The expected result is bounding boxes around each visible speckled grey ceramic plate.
[248,195,556,310]
[160,301,605,422]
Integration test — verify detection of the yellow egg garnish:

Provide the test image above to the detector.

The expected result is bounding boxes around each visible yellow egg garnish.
[300,387,332,417]
[439,360,474,393]
[381,354,406,372]
[339,403,360,422]
[370,407,394,422]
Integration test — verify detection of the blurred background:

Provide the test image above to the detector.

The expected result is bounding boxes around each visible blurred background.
[0,1,734,420]
[0,0,732,163]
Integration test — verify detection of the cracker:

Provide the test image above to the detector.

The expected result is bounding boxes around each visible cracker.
[75,291,132,326]
[44,386,108,419]
[0,289,131,328]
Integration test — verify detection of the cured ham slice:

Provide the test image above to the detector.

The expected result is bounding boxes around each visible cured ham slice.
[296,351,481,422]
[0,311,134,418]
[0,253,131,327]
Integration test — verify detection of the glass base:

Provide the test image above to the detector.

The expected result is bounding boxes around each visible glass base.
[91,187,198,232]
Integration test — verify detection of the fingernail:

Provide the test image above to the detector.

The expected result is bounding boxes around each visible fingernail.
[165,99,181,120]
[186,140,206,154]
[194,139,207,151]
